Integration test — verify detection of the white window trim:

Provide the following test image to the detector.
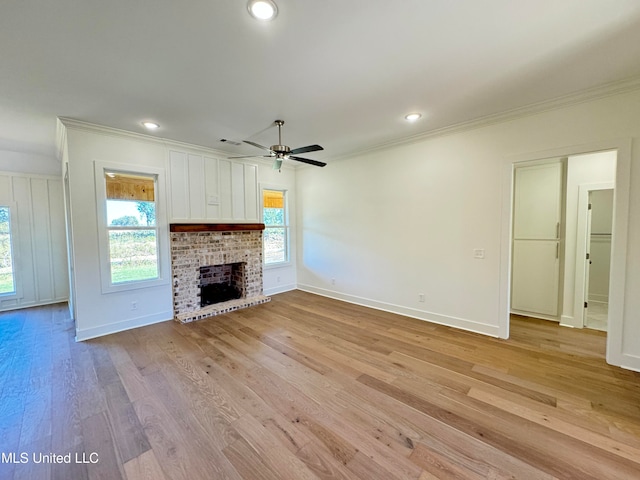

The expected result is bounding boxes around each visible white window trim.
[261,185,291,268]
[94,161,170,294]
[0,202,21,299]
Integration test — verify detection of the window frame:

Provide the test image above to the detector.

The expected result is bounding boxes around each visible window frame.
[261,186,290,267]
[0,203,19,299]
[94,161,170,294]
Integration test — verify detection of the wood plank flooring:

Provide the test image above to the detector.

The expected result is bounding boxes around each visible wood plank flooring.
[1,290,639,479]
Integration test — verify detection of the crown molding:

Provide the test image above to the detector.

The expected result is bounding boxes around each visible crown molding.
[333,75,640,161]
[58,117,229,156]
[59,74,640,167]
[55,118,68,161]
[57,117,296,170]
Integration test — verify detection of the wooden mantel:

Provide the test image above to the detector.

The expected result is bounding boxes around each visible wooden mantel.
[170,223,265,233]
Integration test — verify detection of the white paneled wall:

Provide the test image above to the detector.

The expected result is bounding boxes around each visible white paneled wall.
[169,150,259,222]
[0,171,68,311]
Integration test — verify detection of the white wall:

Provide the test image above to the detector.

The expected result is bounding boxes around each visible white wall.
[562,151,616,327]
[0,171,68,311]
[296,88,640,371]
[64,128,173,340]
[590,189,614,234]
[296,133,506,336]
[0,149,61,176]
[62,123,297,340]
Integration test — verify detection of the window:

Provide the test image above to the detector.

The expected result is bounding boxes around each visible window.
[0,206,16,295]
[262,189,288,265]
[104,172,159,285]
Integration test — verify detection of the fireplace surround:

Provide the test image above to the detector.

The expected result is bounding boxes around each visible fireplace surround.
[170,223,270,323]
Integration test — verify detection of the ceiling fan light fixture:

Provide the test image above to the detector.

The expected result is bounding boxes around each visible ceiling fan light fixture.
[404,113,422,122]
[248,0,278,21]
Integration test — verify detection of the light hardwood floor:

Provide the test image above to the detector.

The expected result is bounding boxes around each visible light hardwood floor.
[1,290,640,479]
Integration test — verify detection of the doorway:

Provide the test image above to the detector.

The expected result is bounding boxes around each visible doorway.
[510,152,617,328]
[500,140,632,369]
[583,188,614,331]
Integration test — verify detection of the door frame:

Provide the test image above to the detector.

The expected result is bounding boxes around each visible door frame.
[575,182,614,329]
[63,164,77,321]
[499,138,632,369]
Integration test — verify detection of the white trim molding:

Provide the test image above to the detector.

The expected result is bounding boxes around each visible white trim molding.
[93,160,171,294]
[298,284,501,338]
[75,311,172,341]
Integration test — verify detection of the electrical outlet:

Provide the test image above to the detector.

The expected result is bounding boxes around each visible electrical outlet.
[418,293,425,302]
[277,276,281,283]
[131,301,138,311]
[331,278,336,285]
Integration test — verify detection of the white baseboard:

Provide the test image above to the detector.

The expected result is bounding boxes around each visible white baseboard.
[75,311,173,341]
[264,283,297,296]
[297,284,501,338]
[608,351,640,373]
[0,297,69,313]
[560,314,582,328]
[511,309,560,323]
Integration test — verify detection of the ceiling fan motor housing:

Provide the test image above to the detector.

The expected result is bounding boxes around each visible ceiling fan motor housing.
[271,144,290,154]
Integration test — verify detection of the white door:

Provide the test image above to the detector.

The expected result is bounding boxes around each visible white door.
[511,162,562,318]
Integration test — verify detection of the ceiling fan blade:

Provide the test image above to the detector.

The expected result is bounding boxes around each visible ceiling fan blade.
[289,156,327,167]
[289,144,324,155]
[227,154,273,159]
[243,140,272,151]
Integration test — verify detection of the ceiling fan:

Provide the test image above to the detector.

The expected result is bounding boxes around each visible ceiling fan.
[228,120,326,170]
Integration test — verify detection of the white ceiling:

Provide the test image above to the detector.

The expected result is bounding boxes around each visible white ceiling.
[3,0,640,167]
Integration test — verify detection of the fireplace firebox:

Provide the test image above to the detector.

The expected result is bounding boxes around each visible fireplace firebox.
[199,263,244,306]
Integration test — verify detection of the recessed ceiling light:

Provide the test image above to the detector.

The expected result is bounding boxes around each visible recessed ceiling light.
[248,0,278,20]
[142,121,160,130]
[404,113,422,122]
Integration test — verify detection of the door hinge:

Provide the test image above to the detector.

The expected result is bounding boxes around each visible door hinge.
[584,301,588,308]
[586,253,590,260]
[588,203,592,210]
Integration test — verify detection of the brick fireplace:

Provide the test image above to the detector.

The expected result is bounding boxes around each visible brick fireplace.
[170,223,270,323]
